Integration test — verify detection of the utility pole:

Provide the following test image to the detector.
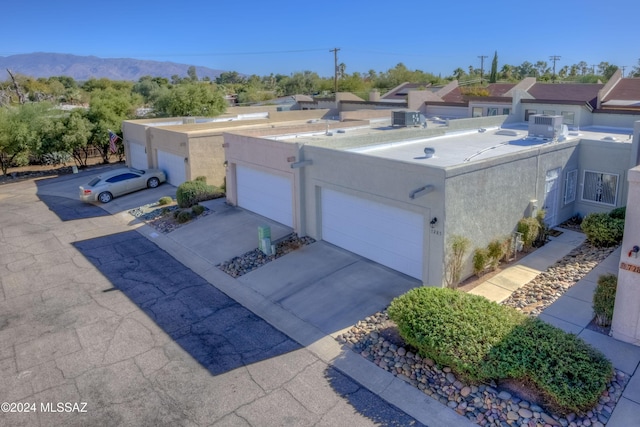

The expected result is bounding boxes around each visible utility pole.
[591,64,597,75]
[621,66,627,77]
[549,55,561,82]
[478,55,488,84]
[330,47,340,94]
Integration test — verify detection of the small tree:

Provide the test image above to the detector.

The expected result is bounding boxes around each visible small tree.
[489,51,498,83]
[444,235,470,288]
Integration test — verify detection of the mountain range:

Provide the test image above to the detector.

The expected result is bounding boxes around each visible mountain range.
[0,52,227,82]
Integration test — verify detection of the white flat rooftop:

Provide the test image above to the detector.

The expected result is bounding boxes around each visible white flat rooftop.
[285,122,633,168]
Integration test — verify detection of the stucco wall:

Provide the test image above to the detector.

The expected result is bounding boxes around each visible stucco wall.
[425,105,467,119]
[122,120,151,167]
[187,135,226,187]
[444,141,580,282]
[592,112,640,129]
[301,146,446,286]
[520,103,592,127]
[339,110,391,122]
[611,165,640,345]
[574,139,632,216]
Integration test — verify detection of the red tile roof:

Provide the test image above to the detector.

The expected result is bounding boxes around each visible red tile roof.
[601,78,640,102]
[528,83,603,106]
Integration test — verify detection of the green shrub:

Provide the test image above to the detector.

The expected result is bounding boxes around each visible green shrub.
[609,206,626,220]
[158,196,173,206]
[580,213,624,247]
[176,210,193,223]
[517,217,540,250]
[192,204,205,216]
[487,239,505,270]
[593,274,617,327]
[176,179,222,208]
[388,288,523,381]
[534,210,549,247]
[195,176,207,183]
[388,288,612,414]
[481,318,612,413]
[473,248,488,276]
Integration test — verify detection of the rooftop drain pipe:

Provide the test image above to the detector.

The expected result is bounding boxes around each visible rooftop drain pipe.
[409,185,435,200]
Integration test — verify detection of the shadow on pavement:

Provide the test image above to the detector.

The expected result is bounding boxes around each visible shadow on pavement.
[37,193,109,221]
[72,230,301,376]
[325,367,427,427]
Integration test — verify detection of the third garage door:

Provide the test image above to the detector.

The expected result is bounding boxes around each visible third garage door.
[322,188,424,279]
[236,165,293,227]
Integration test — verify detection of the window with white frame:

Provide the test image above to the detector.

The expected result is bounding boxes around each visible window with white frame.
[502,108,510,115]
[564,169,577,204]
[543,109,556,116]
[472,107,483,117]
[487,107,498,116]
[582,170,619,206]
[561,111,575,125]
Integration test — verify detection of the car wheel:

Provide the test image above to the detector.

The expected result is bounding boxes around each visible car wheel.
[147,177,160,188]
[98,192,113,203]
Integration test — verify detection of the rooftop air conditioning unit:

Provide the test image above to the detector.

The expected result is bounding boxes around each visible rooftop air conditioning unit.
[392,110,421,127]
[527,114,564,139]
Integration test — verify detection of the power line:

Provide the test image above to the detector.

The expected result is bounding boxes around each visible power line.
[549,55,561,82]
[477,55,488,84]
[330,47,340,94]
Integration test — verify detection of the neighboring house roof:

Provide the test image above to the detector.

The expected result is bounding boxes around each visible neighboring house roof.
[441,87,464,103]
[601,78,640,105]
[382,82,432,100]
[528,83,603,108]
[485,83,517,97]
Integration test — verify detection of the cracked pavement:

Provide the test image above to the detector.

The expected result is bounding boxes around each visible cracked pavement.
[0,175,426,426]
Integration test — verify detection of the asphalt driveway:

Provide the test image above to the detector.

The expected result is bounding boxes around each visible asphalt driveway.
[0,172,434,426]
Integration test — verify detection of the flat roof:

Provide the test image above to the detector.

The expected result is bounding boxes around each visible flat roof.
[281,122,633,168]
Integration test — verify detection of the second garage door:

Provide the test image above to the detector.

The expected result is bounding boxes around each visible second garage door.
[322,188,424,279]
[236,165,293,227]
[128,142,148,170]
[157,151,187,186]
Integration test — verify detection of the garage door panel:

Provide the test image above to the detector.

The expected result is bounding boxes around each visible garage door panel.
[129,143,147,170]
[322,189,424,279]
[236,165,293,227]
[157,151,186,186]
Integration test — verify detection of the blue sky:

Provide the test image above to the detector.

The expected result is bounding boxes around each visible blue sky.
[3,0,638,78]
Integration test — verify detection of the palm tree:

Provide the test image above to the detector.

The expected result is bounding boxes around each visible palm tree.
[453,68,465,80]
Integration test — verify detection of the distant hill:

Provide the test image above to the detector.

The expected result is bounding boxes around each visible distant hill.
[0,52,228,81]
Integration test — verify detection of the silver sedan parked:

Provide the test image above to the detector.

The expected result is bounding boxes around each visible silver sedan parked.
[79,167,166,203]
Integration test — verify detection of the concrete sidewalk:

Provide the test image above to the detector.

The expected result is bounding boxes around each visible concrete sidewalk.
[467,229,640,426]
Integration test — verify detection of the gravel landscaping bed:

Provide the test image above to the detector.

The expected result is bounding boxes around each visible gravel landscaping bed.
[337,238,625,427]
[217,234,316,277]
[128,202,213,234]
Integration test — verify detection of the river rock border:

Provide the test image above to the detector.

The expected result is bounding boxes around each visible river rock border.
[337,240,625,427]
[217,234,316,277]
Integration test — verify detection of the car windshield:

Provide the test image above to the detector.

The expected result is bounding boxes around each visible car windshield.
[130,168,145,174]
[88,177,100,186]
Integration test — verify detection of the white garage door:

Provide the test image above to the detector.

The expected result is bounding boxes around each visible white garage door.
[236,165,293,227]
[128,143,148,170]
[322,189,424,279]
[157,151,186,186]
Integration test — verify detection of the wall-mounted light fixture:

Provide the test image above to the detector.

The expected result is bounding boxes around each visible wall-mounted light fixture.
[223,160,228,167]
[409,184,434,200]
[430,217,438,228]
[184,157,188,163]
[629,245,640,258]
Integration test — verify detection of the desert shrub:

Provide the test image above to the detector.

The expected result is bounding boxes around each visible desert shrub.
[501,235,514,261]
[517,217,540,250]
[192,204,205,216]
[472,248,488,276]
[534,210,549,247]
[388,288,612,414]
[608,206,626,220]
[444,235,470,288]
[41,151,71,166]
[158,196,173,206]
[486,239,505,270]
[388,288,524,382]
[481,318,612,413]
[176,210,193,223]
[580,213,624,247]
[593,274,617,327]
[176,179,222,208]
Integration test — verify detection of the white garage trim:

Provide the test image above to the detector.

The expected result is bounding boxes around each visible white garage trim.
[128,142,148,170]
[157,151,187,186]
[322,188,424,279]
[236,165,293,227]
